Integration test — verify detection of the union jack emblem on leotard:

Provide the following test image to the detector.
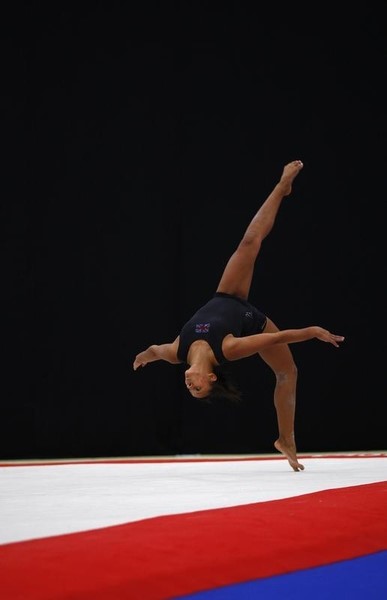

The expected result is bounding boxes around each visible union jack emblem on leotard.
[195,323,210,333]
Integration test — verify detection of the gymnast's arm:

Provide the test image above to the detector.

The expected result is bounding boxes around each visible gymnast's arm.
[133,337,181,370]
[224,326,345,360]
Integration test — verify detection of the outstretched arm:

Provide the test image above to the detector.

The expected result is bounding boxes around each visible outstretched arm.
[133,338,181,370]
[225,326,345,361]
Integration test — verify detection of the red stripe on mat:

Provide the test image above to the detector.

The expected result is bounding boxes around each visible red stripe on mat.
[1,452,386,467]
[0,482,386,600]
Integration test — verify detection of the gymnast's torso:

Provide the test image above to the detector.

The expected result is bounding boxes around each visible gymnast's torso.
[177,292,267,365]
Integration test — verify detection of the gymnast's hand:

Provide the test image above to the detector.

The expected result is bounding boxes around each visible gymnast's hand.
[313,327,345,348]
[133,342,180,370]
[133,350,152,370]
[133,345,163,370]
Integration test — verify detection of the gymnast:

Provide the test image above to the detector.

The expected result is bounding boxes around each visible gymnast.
[133,160,345,471]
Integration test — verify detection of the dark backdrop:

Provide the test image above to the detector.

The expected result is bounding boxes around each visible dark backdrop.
[2,3,386,459]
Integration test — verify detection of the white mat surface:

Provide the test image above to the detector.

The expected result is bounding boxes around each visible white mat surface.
[1,454,386,545]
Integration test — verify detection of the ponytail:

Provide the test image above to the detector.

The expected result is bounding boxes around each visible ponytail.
[207,366,242,403]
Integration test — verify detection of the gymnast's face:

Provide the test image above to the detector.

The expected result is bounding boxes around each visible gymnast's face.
[184,369,216,399]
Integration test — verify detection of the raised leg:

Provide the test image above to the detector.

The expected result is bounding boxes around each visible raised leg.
[216,160,303,299]
[258,318,304,472]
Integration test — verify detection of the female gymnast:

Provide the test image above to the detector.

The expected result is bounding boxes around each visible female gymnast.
[133,160,345,471]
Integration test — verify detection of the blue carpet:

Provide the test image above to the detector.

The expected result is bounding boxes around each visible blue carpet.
[180,550,387,599]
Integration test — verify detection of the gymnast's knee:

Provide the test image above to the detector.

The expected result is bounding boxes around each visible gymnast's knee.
[236,237,262,260]
[274,363,298,385]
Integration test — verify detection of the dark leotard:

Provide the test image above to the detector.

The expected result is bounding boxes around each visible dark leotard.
[177,292,267,365]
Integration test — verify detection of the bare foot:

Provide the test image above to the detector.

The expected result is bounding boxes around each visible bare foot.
[274,438,305,472]
[279,160,304,196]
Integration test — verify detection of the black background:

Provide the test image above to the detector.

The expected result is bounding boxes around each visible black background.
[2,3,386,459]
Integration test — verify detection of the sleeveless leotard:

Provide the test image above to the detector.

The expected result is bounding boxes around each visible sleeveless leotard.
[177,292,267,365]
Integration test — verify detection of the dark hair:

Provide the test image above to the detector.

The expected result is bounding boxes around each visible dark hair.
[206,366,242,403]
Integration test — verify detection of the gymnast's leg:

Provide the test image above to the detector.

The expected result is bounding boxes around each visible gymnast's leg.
[258,318,304,472]
[216,160,303,299]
